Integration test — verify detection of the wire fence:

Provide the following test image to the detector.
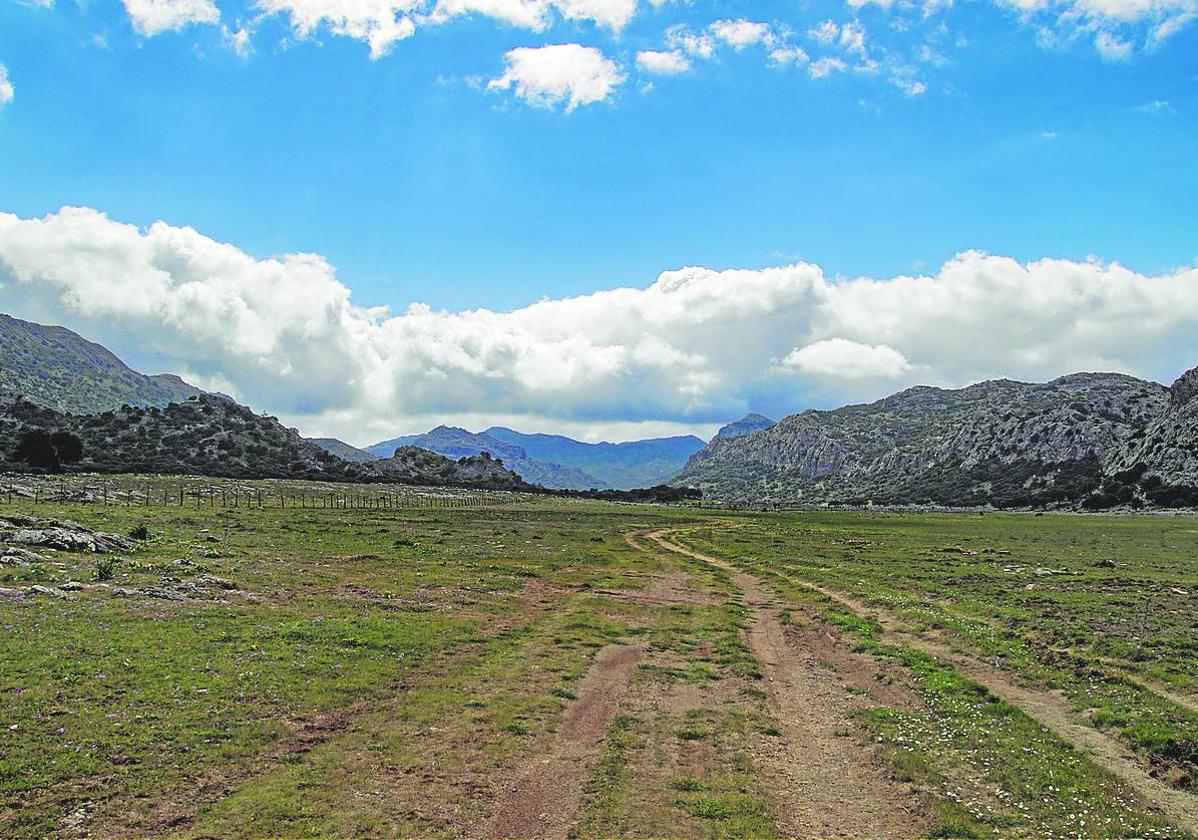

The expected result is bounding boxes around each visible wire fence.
[0,475,520,510]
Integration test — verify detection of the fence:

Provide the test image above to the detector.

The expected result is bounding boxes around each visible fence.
[0,476,512,511]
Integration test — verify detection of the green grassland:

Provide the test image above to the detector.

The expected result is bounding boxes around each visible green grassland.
[2,485,1197,838]
[678,511,1198,837]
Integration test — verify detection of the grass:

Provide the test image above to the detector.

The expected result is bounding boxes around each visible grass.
[2,489,1196,837]
[676,511,1198,839]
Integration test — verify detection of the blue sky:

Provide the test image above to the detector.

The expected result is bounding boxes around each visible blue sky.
[0,0,1196,442]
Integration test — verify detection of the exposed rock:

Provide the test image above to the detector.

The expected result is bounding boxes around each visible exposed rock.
[111,586,188,601]
[678,372,1172,507]
[0,518,133,553]
[1104,365,1198,506]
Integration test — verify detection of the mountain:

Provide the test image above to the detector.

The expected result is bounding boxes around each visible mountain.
[0,314,201,413]
[483,427,706,489]
[713,413,775,441]
[0,395,534,491]
[366,426,603,490]
[308,438,379,463]
[1103,365,1198,507]
[678,372,1173,508]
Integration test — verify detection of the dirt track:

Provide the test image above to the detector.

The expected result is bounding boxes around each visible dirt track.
[646,526,1198,836]
[641,529,929,838]
[477,643,645,838]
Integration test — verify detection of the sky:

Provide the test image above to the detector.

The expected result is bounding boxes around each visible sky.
[0,0,1196,445]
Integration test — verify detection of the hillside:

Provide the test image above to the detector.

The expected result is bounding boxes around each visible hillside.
[1103,365,1198,507]
[679,372,1173,508]
[483,427,705,489]
[0,395,535,490]
[366,426,603,490]
[713,413,775,440]
[0,314,201,413]
[308,438,379,463]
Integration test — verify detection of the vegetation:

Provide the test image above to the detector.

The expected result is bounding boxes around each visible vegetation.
[1,489,1194,838]
[0,313,200,414]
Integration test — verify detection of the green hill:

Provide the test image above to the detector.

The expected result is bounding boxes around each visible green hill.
[0,314,201,413]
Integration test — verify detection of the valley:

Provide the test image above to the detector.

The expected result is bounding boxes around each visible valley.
[3,483,1196,838]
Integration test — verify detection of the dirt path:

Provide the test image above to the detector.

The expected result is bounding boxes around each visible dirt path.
[642,529,929,838]
[476,643,645,838]
[648,527,1198,836]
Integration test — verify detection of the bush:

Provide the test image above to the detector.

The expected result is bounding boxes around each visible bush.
[93,556,120,582]
[129,524,150,541]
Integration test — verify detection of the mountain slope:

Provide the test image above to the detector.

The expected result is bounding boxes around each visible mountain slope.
[483,427,705,489]
[366,426,603,489]
[0,314,201,413]
[308,438,379,463]
[0,395,535,490]
[713,413,775,441]
[1103,365,1198,507]
[679,373,1170,507]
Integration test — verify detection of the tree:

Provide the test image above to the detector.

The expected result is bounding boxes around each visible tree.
[12,429,84,472]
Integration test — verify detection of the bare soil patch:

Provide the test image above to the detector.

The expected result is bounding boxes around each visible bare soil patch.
[476,643,645,838]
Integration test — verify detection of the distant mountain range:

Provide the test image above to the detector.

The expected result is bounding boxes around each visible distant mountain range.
[306,438,378,463]
[2,311,1192,508]
[678,369,1198,509]
[0,314,201,413]
[364,425,705,490]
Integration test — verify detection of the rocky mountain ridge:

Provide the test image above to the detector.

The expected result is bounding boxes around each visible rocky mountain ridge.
[679,370,1194,508]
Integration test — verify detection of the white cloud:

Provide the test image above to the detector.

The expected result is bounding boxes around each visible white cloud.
[636,49,691,74]
[222,24,252,55]
[430,0,637,31]
[809,56,848,77]
[894,76,927,95]
[809,20,840,43]
[488,43,624,110]
[1094,30,1133,59]
[770,46,810,66]
[665,24,715,58]
[2,208,1198,442]
[709,18,775,48]
[123,0,220,35]
[0,65,12,108]
[781,338,912,379]
[839,20,868,53]
[257,0,418,58]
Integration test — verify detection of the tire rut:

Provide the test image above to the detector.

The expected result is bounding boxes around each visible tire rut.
[647,527,1198,836]
[474,643,645,838]
[642,529,930,838]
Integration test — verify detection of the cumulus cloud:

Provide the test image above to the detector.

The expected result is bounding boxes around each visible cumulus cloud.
[488,43,624,110]
[636,48,691,74]
[2,207,1198,442]
[257,0,418,58]
[781,338,912,379]
[708,18,775,48]
[0,65,12,107]
[123,0,220,35]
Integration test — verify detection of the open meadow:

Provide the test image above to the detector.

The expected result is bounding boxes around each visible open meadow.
[2,480,1197,838]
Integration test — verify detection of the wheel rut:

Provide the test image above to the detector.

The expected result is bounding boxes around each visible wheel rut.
[645,526,1198,836]
[641,529,930,838]
[474,643,645,838]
